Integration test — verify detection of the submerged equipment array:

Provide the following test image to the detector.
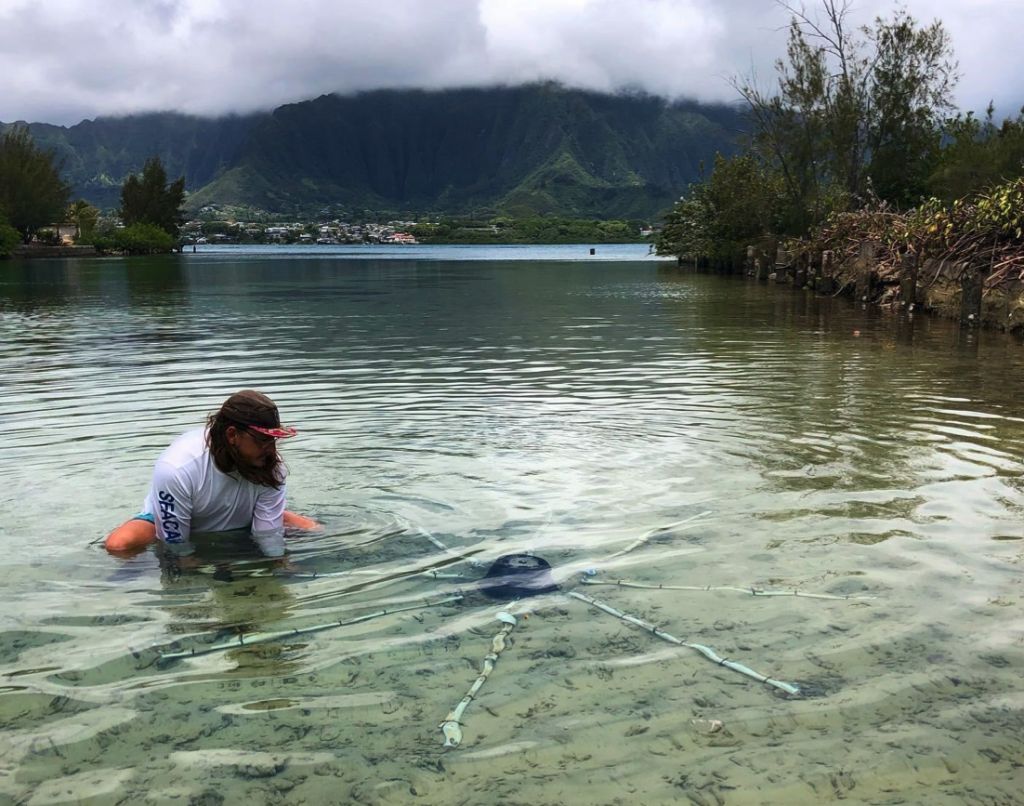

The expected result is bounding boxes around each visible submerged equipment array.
[150,551,872,748]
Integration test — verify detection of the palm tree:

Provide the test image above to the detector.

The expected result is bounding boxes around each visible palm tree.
[66,199,99,242]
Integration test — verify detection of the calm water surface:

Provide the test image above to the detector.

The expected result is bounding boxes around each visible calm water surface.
[1,244,1023,804]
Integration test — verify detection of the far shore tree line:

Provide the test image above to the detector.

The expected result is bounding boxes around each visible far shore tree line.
[0,129,185,257]
[656,1,1024,282]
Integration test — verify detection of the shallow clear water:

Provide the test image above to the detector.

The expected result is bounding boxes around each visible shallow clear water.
[1,245,1023,804]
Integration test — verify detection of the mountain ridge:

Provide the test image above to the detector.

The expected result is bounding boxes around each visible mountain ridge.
[3,84,745,219]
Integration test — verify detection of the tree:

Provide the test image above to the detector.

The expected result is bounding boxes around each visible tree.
[120,157,186,235]
[735,2,957,229]
[0,127,71,243]
[656,186,714,262]
[0,211,20,257]
[866,9,957,204]
[114,223,176,254]
[658,154,783,263]
[66,199,100,243]
[928,106,1024,201]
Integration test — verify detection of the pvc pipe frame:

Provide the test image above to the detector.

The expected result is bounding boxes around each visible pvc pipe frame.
[567,590,801,696]
[439,612,517,748]
[581,577,876,601]
[156,594,464,662]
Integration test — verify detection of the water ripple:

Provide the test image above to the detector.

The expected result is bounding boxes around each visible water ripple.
[2,255,1024,802]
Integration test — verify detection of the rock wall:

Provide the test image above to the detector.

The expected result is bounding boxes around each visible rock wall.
[744,241,1024,332]
[12,244,98,259]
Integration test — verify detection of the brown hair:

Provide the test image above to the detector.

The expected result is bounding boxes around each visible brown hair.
[206,390,286,488]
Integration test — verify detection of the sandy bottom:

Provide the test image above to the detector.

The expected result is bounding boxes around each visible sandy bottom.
[2,555,1022,806]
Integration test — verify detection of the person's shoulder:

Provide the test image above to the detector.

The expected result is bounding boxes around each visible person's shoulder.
[156,428,208,470]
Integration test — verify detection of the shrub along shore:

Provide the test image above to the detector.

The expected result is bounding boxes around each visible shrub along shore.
[670,176,1024,332]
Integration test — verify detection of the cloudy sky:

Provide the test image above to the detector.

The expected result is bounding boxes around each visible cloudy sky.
[1,0,1022,125]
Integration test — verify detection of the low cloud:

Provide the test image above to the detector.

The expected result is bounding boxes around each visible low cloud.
[0,0,1019,125]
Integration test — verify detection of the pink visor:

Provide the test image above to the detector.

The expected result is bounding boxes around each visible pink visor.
[247,424,298,439]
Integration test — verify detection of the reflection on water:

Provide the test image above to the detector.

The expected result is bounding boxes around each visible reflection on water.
[1,247,1023,804]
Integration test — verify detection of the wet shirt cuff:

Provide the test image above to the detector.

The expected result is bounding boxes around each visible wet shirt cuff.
[252,527,286,557]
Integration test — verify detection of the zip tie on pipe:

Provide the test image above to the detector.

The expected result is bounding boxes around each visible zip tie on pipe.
[567,590,800,696]
[439,611,517,748]
[157,594,463,663]
[580,577,875,601]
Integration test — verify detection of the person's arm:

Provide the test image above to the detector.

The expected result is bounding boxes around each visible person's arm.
[152,461,195,557]
[251,483,287,558]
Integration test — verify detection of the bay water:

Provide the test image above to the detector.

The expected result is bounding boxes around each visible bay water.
[1,244,1023,804]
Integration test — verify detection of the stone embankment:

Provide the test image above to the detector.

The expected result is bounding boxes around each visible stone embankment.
[13,244,98,259]
[744,241,1024,332]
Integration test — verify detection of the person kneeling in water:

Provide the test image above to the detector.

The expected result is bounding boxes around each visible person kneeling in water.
[104,390,318,563]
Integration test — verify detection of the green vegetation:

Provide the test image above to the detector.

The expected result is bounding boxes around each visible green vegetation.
[0,212,20,257]
[120,156,185,235]
[814,176,1024,283]
[87,156,187,254]
[927,107,1024,202]
[0,127,71,243]
[412,217,646,244]
[740,2,956,224]
[66,199,99,243]
[657,2,1022,271]
[95,222,176,254]
[659,154,782,263]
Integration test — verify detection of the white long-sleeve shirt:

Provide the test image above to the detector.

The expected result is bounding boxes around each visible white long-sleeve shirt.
[142,428,287,557]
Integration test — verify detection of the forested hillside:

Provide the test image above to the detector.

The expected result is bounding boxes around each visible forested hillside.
[3,84,744,218]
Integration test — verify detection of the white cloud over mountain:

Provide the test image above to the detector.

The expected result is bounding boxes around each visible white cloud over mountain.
[0,0,1020,124]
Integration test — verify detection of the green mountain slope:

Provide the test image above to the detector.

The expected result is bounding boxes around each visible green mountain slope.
[3,113,257,210]
[4,84,744,218]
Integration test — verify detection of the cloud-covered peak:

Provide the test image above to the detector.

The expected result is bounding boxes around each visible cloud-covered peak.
[1,0,1019,125]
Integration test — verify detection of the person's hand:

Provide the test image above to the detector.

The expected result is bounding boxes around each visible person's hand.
[283,511,321,531]
[273,556,298,574]
[176,555,203,570]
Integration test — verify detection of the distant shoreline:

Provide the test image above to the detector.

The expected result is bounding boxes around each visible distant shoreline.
[171,242,669,262]
[4,241,661,261]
